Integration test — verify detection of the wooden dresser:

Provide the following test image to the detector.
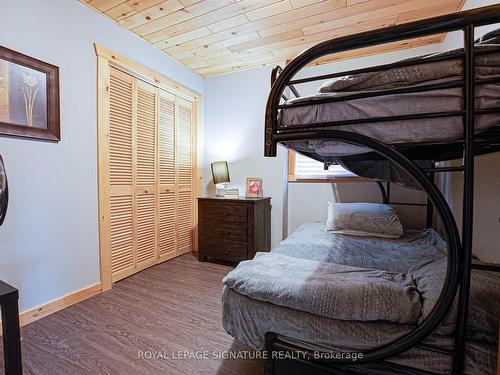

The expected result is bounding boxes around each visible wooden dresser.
[197,196,271,262]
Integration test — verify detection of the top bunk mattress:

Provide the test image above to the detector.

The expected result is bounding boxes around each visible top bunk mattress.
[280,81,500,157]
[279,29,500,157]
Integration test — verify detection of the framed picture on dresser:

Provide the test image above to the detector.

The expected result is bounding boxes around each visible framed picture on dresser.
[0,45,60,142]
[245,177,263,198]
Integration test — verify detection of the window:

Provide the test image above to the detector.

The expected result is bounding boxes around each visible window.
[288,151,361,182]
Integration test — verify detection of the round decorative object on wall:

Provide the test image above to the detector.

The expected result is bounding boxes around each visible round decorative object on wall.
[0,155,8,226]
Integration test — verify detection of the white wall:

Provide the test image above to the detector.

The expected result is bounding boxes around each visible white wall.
[203,44,442,246]
[440,0,500,263]
[0,0,203,312]
[203,66,288,247]
[288,182,427,235]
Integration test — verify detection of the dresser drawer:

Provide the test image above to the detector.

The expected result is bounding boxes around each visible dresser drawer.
[201,203,247,223]
[201,221,247,242]
[201,238,247,261]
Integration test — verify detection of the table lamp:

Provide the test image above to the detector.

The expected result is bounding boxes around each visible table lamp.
[211,161,230,197]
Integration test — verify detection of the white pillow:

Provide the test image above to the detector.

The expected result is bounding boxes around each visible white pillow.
[326,202,404,238]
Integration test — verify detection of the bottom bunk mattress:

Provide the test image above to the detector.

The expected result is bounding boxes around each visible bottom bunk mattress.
[222,288,497,375]
[221,223,500,375]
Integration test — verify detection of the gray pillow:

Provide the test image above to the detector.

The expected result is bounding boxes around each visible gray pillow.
[326,202,404,238]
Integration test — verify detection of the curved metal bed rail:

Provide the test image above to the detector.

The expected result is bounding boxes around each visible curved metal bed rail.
[264,130,461,367]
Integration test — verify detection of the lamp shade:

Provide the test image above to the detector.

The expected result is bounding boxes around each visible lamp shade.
[211,161,230,184]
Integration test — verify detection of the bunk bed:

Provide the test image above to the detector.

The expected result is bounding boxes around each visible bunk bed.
[223,4,500,375]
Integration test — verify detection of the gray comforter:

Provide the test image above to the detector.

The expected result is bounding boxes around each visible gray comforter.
[222,223,500,374]
[271,224,446,272]
[223,252,421,324]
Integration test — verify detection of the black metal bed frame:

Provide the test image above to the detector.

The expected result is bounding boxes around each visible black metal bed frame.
[263,5,500,375]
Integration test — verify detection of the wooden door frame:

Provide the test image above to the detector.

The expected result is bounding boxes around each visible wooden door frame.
[95,44,202,291]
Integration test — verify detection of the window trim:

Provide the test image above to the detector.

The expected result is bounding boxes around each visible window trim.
[287,151,368,183]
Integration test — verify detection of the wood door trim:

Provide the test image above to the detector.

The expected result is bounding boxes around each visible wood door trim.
[131,77,139,275]
[97,55,112,292]
[94,44,201,103]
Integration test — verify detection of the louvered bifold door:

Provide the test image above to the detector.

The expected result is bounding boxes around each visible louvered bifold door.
[101,62,197,286]
[158,90,177,262]
[108,67,135,281]
[135,80,158,271]
[176,97,194,255]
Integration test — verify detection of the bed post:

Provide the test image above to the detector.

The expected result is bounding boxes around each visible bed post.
[266,66,282,157]
[425,162,435,228]
[376,181,388,204]
[453,25,476,375]
[264,332,276,375]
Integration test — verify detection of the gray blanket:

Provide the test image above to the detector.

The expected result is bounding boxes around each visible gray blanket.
[272,224,446,272]
[222,224,500,375]
[223,252,421,324]
[222,287,498,375]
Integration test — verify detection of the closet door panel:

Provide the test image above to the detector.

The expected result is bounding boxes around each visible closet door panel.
[135,80,157,270]
[176,98,193,189]
[159,190,176,260]
[109,195,134,278]
[176,98,194,255]
[158,90,177,261]
[136,191,157,269]
[136,81,157,187]
[177,190,193,254]
[109,68,133,189]
[109,67,134,281]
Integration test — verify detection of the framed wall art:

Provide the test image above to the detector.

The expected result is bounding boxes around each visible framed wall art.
[0,46,60,141]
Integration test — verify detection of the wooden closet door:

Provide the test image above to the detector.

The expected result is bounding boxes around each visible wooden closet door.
[108,67,134,281]
[135,80,158,271]
[176,97,194,255]
[158,90,177,262]
[100,59,198,287]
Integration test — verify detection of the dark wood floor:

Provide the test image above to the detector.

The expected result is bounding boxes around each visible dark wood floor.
[0,254,264,375]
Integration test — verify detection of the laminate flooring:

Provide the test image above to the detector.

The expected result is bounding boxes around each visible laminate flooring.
[0,254,264,375]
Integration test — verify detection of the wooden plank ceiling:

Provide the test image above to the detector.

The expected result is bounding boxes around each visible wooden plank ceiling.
[83,0,464,77]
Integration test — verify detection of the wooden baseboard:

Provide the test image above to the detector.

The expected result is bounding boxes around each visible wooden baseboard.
[0,283,102,336]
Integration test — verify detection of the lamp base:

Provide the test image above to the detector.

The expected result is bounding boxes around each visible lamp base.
[215,184,226,197]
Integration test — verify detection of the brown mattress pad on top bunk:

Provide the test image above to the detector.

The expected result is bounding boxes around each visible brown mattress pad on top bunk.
[279,28,500,159]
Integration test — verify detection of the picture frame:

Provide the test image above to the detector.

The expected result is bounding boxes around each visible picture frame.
[245,177,263,198]
[0,45,60,142]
